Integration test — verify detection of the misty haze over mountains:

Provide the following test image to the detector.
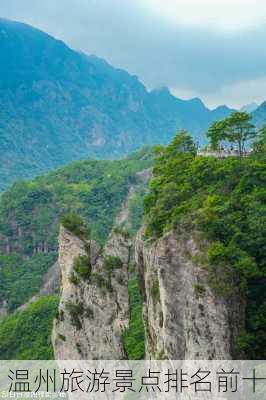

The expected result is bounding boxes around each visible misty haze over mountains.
[0,18,265,191]
[0,7,265,364]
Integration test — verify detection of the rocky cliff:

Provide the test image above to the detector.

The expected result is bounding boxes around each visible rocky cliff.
[0,300,8,320]
[52,226,132,359]
[18,261,60,312]
[53,218,245,360]
[135,227,245,360]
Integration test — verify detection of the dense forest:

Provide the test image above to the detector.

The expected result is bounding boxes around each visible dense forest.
[0,111,265,360]
[144,114,266,358]
[0,296,58,359]
[0,149,152,311]
[0,149,152,359]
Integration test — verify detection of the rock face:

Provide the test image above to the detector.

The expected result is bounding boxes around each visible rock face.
[115,168,152,229]
[135,228,245,360]
[53,216,245,360]
[0,300,8,320]
[18,262,60,312]
[52,226,131,359]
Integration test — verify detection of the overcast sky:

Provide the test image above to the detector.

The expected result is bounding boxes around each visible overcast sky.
[1,0,266,109]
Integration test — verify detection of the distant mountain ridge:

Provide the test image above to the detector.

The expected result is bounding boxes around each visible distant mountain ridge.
[252,101,266,127]
[240,102,258,113]
[0,18,234,190]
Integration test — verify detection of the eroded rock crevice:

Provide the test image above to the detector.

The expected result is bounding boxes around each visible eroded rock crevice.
[135,227,245,360]
[53,222,245,360]
[52,226,131,360]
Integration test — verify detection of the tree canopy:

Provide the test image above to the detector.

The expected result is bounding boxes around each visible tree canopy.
[207,111,256,156]
[144,129,266,358]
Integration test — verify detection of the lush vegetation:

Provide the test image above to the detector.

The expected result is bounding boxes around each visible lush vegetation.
[65,301,84,330]
[0,153,152,310]
[0,296,59,359]
[0,252,57,311]
[128,189,146,235]
[103,256,123,271]
[144,122,266,358]
[2,108,265,360]
[0,20,234,192]
[61,212,91,241]
[122,275,145,360]
[72,255,91,282]
[207,111,256,155]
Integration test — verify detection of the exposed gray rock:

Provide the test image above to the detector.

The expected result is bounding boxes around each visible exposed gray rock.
[135,227,245,360]
[115,186,136,227]
[18,261,61,312]
[0,300,8,320]
[52,226,131,359]
[136,168,152,184]
[115,168,152,229]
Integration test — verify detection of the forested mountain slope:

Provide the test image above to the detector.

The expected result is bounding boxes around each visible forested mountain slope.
[252,101,266,127]
[143,131,266,358]
[0,18,232,190]
[0,149,152,312]
[0,125,265,360]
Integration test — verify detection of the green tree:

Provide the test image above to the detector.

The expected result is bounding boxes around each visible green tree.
[207,112,256,156]
[225,112,256,156]
[206,120,227,151]
[253,125,266,155]
[166,130,197,156]
[144,129,266,358]
[0,296,59,359]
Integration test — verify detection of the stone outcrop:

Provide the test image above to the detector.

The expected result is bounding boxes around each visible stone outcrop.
[0,300,8,320]
[53,200,245,361]
[52,226,131,359]
[115,168,152,229]
[18,261,60,312]
[135,227,245,360]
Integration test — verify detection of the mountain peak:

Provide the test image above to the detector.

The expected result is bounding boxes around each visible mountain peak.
[151,86,172,96]
[0,18,233,190]
[188,97,206,108]
[213,104,233,113]
[240,102,258,113]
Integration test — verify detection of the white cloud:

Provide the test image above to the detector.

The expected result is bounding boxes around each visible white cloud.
[207,76,266,108]
[172,76,266,109]
[139,0,266,31]
[1,0,266,108]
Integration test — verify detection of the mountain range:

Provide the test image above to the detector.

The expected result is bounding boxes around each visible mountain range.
[0,18,265,361]
[0,18,235,191]
[240,102,258,113]
[252,101,266,127]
